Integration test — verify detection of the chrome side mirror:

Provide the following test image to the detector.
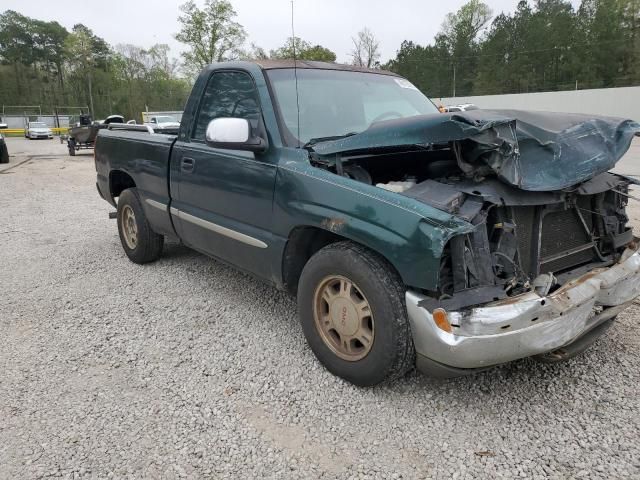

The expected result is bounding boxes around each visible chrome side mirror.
[205,118,268,153]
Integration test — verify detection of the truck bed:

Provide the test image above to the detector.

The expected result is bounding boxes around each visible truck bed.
[95,127,178,237]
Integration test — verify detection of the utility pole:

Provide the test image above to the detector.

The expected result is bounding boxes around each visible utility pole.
[88,72,95,118]
[452,64,456,97]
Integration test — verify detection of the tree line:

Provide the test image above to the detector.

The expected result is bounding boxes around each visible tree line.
[388,0,640,99]
[1,0,638,120]
[0,12,191,121]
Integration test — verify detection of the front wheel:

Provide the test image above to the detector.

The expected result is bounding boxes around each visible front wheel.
[297,242,415,386]
[117,188,164,264]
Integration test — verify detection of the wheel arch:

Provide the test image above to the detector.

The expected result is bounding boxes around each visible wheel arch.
[281,225,407,296]
[109,169,136,203]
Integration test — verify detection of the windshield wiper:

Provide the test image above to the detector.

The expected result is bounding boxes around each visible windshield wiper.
[303,132,358,148]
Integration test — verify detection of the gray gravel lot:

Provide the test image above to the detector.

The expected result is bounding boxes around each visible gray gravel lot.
[1,137,639,479]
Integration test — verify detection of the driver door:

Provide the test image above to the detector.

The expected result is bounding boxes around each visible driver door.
[170,70,277,281]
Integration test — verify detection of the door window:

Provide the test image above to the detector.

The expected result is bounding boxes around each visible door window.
[192,71,261,141]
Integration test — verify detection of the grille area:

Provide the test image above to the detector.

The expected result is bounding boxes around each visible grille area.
[539,208,594,273]
[540,209,588,256]
[542,250,595,274]
[512,206,535,271]
[438,186,629,307]
[513,203,595,276]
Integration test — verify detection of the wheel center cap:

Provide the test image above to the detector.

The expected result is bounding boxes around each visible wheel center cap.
[330,298,359,336]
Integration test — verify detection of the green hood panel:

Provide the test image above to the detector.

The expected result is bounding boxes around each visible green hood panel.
[311,110,640,192]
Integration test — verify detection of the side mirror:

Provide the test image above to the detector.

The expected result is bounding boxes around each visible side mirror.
[205,118,268,153]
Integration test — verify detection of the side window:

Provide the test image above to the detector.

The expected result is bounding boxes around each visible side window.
[192,71,261,141]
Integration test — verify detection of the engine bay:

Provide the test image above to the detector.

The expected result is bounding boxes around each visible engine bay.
[310,144,635,310]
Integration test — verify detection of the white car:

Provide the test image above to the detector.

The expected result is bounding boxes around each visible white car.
[146,115,181,130]
[25,122,53,140]
[445,103,479,112]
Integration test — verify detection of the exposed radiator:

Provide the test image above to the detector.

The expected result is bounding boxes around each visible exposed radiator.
[513,200,596,277]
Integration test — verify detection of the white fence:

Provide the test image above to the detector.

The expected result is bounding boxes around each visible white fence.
[439,86,640,121]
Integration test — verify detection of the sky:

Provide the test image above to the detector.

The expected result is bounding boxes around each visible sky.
[1,0,582,64]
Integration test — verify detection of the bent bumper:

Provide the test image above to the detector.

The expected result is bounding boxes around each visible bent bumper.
[407,244,640,371]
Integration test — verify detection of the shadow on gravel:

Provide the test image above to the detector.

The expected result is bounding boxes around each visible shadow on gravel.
[159,241,198,260]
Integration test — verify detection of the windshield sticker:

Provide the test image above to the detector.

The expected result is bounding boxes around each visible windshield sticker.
[394,78,419,91]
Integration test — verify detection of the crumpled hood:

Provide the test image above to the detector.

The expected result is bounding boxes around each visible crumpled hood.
[310,110,640,191]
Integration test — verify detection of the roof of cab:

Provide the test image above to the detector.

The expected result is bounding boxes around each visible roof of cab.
[253,59,399,76]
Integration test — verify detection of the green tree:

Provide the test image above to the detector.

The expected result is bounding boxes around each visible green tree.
[33,19,69,100]
[64,24,110,116]
[148,44,179,78]
[441,0,493,96]
[270,37,336,61]
[386,0,493,97]
[301,45,336,62]
[0,11,38,97]
[577,0,636,88]
[474,1,533,94]
[0,10,190,120]
[175,0,247,75]
[475,0,582,94]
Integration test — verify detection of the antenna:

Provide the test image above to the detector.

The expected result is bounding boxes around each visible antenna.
[291,0,301,147]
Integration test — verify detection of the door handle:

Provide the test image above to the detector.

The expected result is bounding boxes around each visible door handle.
[181,157,195,172]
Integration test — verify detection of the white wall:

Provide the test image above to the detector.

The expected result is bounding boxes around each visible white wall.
[439,86,640,121]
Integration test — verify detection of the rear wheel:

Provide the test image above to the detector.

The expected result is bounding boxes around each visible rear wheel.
[297,242,415,386]
[117,188,164,264]
[68,139,76,156]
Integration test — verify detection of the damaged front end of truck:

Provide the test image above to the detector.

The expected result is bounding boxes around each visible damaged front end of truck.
[308,110,640,374]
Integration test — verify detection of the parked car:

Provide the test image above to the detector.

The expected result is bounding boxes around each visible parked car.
[146,115,181,132]
[25,122,53,140]
[95,60,640,386]
[0,134,8,164]
[445,103,479,112]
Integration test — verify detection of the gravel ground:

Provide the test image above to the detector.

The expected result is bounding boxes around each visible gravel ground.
[1,137,639,479]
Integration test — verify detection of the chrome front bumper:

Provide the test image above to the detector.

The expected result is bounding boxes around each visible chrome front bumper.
[407,245,640,371]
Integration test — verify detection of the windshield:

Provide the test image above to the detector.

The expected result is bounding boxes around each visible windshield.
[267,69,438,145]
[30,122,48,128]
[155,116,177,123]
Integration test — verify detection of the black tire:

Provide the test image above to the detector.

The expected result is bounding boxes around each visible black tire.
[117,188,164,264]
[0,142,8,164]
[68,139,76,156]
[297,241,415,386]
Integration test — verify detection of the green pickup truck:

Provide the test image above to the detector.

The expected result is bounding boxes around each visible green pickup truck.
[95,60,640,386]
